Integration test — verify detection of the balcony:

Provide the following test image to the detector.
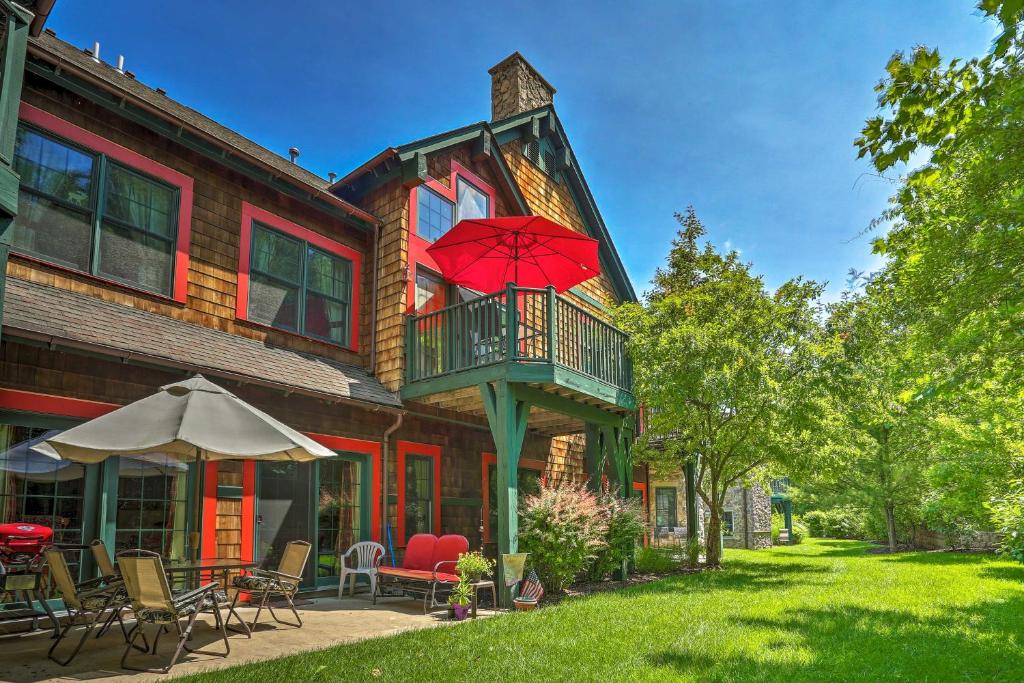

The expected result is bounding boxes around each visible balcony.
[402,284,635,434]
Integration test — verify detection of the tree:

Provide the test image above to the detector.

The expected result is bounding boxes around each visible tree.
[616,208,824,567]
[809,290,931,551]
[853,0,1024,554]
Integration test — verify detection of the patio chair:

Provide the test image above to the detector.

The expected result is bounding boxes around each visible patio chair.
[229,540,310,631]
[44,546,130,666]
[337,541,385,599]
[90,539,118,579]
[117,549,229,674]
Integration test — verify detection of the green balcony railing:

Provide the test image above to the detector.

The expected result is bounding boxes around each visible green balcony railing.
[405,283,632,394]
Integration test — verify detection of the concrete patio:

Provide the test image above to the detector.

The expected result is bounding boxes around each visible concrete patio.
[0,594,496,682]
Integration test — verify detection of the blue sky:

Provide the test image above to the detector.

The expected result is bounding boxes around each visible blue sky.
[50,2,996,300]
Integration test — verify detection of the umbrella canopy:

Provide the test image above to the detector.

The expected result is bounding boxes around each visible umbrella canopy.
[37,375,335,464]
[425,215,601,293]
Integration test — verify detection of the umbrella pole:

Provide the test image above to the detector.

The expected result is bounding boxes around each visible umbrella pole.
[191,450,203,563]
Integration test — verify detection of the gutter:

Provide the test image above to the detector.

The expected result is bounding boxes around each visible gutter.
[25,44,380,229]
[380,413,403,542]
[28,0,55,36]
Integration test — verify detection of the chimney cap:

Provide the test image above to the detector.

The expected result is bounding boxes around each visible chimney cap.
[488,51,556,95]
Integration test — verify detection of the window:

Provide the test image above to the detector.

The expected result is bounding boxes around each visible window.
[248,222,353,346]
[115,454,189,560]
[415,267,447,314]
[722,510,735,537]
[317,456,364,579]
[416,185,453,242]
[655,487,677,529]
[403,454,434,542]
[12,125,180,296]
[456,178,489,221]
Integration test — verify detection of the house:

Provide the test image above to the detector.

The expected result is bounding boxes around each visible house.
[648,469,773,550]
[0,4,640,606]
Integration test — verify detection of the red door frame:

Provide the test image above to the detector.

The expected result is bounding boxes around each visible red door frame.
[480,452,546,544]
[395,440,442,546]
[305,433,383,543]
[201,461,257,566]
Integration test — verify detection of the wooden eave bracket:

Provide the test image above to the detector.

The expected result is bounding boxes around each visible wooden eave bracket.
[401,152,427,188]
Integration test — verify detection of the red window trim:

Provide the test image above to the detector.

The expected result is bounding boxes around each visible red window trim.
[480,451,546,544]
[406,161,497,313]
[0,388,119,419]
[395,440,442,546]
[236,201,362,352]
[306,433,383,543]
[17,102,194,304]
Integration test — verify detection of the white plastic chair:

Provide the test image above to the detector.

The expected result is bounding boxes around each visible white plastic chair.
[337,542,385,599]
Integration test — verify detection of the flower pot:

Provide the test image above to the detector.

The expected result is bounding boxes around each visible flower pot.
[452,603,470,620]
[513,597,538,611]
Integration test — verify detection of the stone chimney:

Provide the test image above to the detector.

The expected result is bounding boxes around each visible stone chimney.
[488,52,556,121]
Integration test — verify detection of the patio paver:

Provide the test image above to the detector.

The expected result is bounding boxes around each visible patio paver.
[0,594,495,682]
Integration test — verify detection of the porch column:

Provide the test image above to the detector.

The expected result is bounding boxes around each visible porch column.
[600,424,620,491]
[684,458,698,546]
[620,421,634,497]
[583,422,602,492]
[783,499,793,534]
[480,380,529,607]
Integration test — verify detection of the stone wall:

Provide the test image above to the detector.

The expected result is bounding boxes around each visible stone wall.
[489,52,556,121]
[720,484,772,549]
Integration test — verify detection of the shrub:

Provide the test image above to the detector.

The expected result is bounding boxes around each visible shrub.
[989,481,1024,564]
[587,491,648,580]
[685,536,703,568]
[771,513,804,544]
[518,480,607,592]
[633,546,677,574]
[803,507,867,539]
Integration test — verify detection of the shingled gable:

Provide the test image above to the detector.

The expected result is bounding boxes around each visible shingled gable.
[3,279,402,409]
[25,31,377,231]
[490,104,638,303]
[330,120,530,217]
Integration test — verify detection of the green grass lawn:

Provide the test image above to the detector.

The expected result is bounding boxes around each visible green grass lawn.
[186,539,1024,682]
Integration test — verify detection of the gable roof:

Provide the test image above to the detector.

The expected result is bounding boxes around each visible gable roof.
[334,113,637,302]
[491,105,636,302]
[25,32,377,231]
[331,120,530,217]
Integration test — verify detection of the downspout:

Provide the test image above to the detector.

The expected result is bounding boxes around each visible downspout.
[743,486,750,549]
[380,412,403,542]
[369,221,381,375]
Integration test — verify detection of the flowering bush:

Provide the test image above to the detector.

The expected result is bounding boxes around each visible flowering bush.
[587,490,648,580]
[518,480,607,592]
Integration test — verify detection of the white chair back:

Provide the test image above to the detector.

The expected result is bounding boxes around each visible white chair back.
[346,542,385,570]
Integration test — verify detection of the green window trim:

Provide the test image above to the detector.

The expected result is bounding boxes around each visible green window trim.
[11,123,181,297]
[247,221,353,346]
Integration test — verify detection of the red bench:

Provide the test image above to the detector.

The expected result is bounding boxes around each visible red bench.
[377,534,469,612]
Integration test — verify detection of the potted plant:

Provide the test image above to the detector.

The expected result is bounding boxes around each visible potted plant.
[456,551,494,582]
[448,580,474,620]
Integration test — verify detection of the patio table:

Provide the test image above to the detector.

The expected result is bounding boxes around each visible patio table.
[163,558,258,635]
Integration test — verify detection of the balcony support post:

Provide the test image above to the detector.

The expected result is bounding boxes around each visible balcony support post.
[583,422,602,492]
[480,380,529,607]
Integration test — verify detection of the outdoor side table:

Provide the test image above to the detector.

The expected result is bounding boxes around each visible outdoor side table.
[163,558,258,635]
[469,579,496,618]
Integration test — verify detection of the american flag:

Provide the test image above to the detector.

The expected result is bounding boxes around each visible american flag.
[518,569,544,602]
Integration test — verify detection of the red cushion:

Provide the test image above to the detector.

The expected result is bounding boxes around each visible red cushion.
[402,534,438,571]
[378,567,459,584]
[432,534,469,572]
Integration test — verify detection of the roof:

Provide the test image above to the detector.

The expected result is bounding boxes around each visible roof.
[2,278,402,410]
[26,32,377,228]
[491,105,637,302]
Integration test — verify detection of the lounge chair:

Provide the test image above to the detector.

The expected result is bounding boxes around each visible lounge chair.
[229,540,310,632]
[337,541,385,599]
[117,549,229,674]
[45,546,130,666]
[377,534,469,613]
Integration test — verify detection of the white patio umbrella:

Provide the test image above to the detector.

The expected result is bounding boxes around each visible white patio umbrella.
[34,375,335,559]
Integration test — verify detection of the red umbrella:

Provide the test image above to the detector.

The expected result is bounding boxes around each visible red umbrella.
[425,216,601,293]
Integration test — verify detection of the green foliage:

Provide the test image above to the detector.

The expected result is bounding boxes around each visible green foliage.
[587,491,648,580]
[447,580,474,607]
[685,536,702,569]
[616,207,825,567]
[518,480,607,592]
[633,546,678,574]
[455,551,494,581]
[771,513,805,545]
[988,481,1024,564]
[803,508,868,540]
